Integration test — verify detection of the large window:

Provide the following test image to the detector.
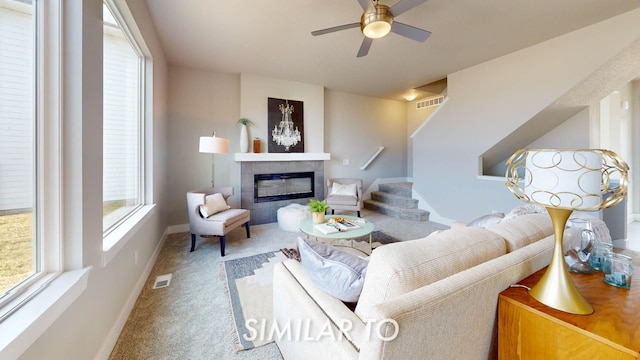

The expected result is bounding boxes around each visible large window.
[0,0,37,301]
[102,1,144,234]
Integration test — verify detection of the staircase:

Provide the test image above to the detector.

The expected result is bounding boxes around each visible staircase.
[364,182,430,221]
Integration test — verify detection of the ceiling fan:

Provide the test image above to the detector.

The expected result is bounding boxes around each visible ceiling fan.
[311,0,431,57]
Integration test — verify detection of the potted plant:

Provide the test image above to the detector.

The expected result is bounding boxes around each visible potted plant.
[308,199,329,224]
[236,118,254,153]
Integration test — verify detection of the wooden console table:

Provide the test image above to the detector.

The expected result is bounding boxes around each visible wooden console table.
[498,266,640,359]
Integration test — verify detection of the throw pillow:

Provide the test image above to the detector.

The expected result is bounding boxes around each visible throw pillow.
[467,213,505,228]
[503,204,546,221]
[331,182,357,198]
[199,193,230,218]
[297,237,368,303]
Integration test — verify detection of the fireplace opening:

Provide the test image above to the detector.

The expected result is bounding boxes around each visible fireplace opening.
[254,172,314,203]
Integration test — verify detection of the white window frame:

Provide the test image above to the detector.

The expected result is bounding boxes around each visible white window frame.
[0,0,61,318]
[0,3,90,358]
[101,0,154,266]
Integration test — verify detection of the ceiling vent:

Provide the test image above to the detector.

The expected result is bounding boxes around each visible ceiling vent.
[416,95,444,110]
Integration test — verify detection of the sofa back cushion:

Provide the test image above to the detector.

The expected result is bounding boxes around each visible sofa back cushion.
[354,227,507,319]
[487,213,553,253]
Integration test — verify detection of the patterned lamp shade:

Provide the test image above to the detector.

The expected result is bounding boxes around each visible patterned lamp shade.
[506,148,628,211]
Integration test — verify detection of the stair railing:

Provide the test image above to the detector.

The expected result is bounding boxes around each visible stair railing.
[360,146,385,170]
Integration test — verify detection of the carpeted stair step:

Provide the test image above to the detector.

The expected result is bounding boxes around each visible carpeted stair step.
[364,199,430,221]
[378,182,413,198]
[371,191,418,209]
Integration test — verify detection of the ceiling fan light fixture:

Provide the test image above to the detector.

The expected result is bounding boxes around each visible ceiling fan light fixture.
[361,4,393,39]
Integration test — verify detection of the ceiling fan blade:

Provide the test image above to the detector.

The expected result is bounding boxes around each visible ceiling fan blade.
[390,0,428,16]
[357,37,373,57]
[311,22,360,36]
[391,22,431,42]
[357,0,372,11]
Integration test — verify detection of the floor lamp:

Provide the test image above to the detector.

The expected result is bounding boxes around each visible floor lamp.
[199,132,229,187]
[506,148,628,314]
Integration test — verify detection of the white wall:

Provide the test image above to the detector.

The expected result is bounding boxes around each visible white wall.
[240,74,325,153]
[600,81,637,218]
[17,0,168,358]
[324,90,407,191]
[412,8,640,222]
[166,66,240,225]
[406,99,439,178]
[633,81,640,216]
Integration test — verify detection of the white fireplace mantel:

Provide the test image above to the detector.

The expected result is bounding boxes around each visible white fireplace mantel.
[234,153,331,162]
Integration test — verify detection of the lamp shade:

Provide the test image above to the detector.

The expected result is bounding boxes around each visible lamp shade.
[506,148,628,212]
[525,150,602,210]
[199,136,229,154]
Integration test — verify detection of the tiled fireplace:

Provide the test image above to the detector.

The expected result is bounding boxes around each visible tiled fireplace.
[241,160,324,225]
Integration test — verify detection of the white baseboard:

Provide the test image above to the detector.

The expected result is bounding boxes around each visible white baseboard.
[167,223,190,234]
[95,228,169,360]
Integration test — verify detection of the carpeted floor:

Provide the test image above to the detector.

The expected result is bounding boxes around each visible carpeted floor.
[108,209,448,360]
[108,209,640,359]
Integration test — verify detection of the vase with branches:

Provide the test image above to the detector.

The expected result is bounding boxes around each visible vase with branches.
[237,118,253,153]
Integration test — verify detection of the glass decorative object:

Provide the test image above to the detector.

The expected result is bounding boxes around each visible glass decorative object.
[564,219,596,274]
[603,253,633,289]
[591,241,614,271]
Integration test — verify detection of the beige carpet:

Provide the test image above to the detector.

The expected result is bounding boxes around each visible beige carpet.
[108,210,639,359]
[108,209,447,359]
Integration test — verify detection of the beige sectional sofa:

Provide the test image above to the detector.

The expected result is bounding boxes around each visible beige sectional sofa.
[272,213,556,360]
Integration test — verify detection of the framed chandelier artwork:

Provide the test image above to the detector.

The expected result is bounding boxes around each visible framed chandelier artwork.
[268,97,304,153]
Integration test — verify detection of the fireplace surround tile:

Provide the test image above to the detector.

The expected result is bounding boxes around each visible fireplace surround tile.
[241,160,324,225]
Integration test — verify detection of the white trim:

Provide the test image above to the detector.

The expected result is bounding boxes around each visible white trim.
[0,267,91,359]
[95,228,168,360]
[102,204,156,267]
[410,96,449,139]
[410,188,455,225]
[167,223,190,234]
[476,175,506,182]
[234,152,330,162]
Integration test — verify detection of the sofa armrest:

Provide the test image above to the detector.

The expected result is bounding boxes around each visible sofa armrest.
[273,260,364,360]
[358,236,553,360]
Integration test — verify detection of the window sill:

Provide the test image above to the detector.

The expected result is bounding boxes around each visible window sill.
[0,267,91,359]
[102,204,156,267]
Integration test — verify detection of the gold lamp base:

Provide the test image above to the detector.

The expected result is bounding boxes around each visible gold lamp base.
[528,207,594,315]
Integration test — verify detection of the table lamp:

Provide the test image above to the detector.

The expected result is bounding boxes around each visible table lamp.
[199,132,229,187]
[505,149,628,314]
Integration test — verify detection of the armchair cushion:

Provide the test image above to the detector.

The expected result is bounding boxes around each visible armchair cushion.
[199,193,230,218]
[330,182,358,198]
[298,237,368,303]
[325,194,358,206]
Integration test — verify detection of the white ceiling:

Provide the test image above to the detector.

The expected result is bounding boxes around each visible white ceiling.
[144,0,640,101]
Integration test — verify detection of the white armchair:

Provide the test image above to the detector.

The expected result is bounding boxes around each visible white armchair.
[324,178,363,217]
[186,187,250,256]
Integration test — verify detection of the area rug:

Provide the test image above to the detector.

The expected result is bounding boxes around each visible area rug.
[223,230,399,351]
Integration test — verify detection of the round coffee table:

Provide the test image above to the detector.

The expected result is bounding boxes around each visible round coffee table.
[299,215,374,254]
